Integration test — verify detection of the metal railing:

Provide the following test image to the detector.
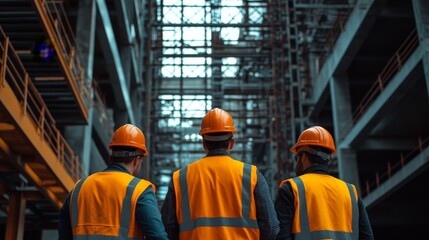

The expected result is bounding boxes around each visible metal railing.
[352,28,418,122]
[318,10,354,67]
[348,28,420,197]
[363,135,429,197]
[0,26,84,181]
[34,0,91,112]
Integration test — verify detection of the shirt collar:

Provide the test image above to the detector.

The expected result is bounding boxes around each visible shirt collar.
[104,163,130,174]
[302,165,330,175]
[206,149,230,157]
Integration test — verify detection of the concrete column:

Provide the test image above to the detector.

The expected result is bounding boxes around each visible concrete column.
[64,0,97,175]
[330,75,361,191]
[114,108,129,127]
[120,45,132,88]
[90,141,107,172]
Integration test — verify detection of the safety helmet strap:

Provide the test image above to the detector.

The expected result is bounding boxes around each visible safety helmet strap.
[298,146,331,161]
[111,150,142,157]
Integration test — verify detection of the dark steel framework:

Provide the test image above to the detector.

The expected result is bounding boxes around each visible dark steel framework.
[146,0,355,200]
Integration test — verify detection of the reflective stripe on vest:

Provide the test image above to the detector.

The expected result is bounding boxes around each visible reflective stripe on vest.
[73,236,139,240]
[70,177,141,240]
[293,177,358,240]
[178,163,258,231]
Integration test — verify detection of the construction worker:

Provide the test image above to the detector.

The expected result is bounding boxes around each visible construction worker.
[161,108,279,240]
[275,126,374,240]
[58,124,168,240]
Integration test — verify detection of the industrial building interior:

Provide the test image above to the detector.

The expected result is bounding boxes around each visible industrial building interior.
[0,0,428,239]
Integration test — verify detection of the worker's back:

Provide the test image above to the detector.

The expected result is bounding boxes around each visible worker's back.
[172,155,260,240]
[281,171,358,239]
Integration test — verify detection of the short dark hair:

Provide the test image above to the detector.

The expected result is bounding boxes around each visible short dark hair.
[203,133,232,151]
[305,145,330,165]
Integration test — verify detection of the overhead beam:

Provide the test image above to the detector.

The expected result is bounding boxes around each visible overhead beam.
[95,0,136,124]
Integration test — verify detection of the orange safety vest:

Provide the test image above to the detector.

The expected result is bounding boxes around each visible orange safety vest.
[279,173,359,240]
[172,155,260,239]
[69,171,155,239]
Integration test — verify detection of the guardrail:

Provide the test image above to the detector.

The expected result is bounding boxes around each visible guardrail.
[34,0,91,117]
[0,26,84,181]
[352,28,418,122]
[318,9,354,68]
[363,135,429,197]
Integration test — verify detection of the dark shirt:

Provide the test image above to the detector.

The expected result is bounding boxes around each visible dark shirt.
[161,150,279,240]
[274,165,374,240]
[58,164,168,240]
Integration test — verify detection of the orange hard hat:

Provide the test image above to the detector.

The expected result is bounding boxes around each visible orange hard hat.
[199,108,237,141]
[109,124,149,156]
[290,126,336,154]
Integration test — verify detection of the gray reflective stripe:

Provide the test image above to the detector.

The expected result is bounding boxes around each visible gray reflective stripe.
[119,177,141,238]
[179,166,191,222]
[71,177,88,227]
[70,176,141,240]
[293,177,358,240]
[180,217,258,231]
[74,235,139,240]
[179,163,258,232]
[293,178,309,233]
[295,230,354,240]
[241,163,251,218]
[347,183,359,240]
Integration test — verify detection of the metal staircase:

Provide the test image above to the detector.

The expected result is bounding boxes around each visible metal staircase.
[0,0,88,236]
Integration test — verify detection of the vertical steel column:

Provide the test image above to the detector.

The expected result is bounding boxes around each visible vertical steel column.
[5,191,26,240]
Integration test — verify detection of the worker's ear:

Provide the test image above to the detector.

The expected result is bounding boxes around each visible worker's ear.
[133,155,142,167]
[229,138,235,150]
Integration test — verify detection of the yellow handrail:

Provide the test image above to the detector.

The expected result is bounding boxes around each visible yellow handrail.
[33,0,91,118]
[0,26,84,182]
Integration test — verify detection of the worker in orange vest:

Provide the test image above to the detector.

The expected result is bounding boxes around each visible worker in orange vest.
[161,108,279,240]
[58,124,168,239]
[275,126,374,239]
